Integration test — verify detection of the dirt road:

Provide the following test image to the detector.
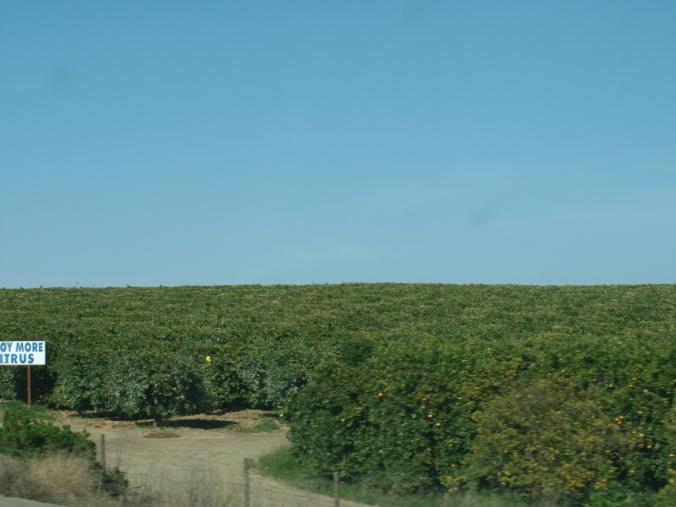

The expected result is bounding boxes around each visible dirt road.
[0,496,62,507]
[55,411,370,507]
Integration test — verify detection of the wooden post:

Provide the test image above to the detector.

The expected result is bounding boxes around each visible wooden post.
[100,434,107,471]
[26,365,32,407]
[333,471,340,507]
[243,458,252,507]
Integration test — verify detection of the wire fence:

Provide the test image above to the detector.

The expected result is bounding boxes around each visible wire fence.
[98,433,356,507]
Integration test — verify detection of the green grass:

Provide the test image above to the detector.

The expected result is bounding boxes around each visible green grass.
[256,447,525,507]
[231,416,280,433]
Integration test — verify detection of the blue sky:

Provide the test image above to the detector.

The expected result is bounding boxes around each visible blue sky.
[1,1,675,287]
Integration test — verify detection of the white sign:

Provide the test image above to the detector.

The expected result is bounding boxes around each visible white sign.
[0,341,46,365]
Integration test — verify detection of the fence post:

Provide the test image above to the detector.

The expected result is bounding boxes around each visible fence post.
[243,458,252,507]
[333,471,340,507]
[100,433,107,471]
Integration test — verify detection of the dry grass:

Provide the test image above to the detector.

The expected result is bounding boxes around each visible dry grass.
[136,464,239,507]
[142,428,181,439]
[0,453,244,507]
[0,454,119,507]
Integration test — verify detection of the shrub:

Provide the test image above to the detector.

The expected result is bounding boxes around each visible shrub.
[288,334,674,502]
[51,347,110,412]
[655,405,676,507]
[0,366,54,404]
[100,350,207,420]
[0,402,95,460]
[289,337,521,493]
[288,360,371,480]
[237,335,320,409]
[1,453,97,505]
[0,402,128,498]
[522,334,675,492]
[656,481,676,507]
[196,345,247,410]
[1,285,674,501]
[464,380,624,504]
[0,367,18,400]
[52,347,207,420]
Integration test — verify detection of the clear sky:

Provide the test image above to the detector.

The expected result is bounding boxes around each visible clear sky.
[1,1,675,287]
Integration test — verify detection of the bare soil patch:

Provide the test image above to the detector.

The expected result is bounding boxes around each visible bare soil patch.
[52,410,368,507]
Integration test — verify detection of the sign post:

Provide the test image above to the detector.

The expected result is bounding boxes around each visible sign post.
[27,365,31,406]
[0,341,46,406]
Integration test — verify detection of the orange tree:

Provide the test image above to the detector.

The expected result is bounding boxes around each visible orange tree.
[288,333,674,502]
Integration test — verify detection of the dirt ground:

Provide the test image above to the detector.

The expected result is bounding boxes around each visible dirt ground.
[52,410,370,507]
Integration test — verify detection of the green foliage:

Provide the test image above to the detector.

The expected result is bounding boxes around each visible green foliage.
[655,405,676,507]
[1,284,674,412]
[0,402,128,497]
[53,348,207,420]
[233,416,280,433]
[200,348,247,410]
[289,337,516,492]
[98,464,129,498]
[0,367,17,401]
[0,284,674,501]
[0,402,95,459]
[656,482,676,507]
[288,334,674,503]
[50,347,110,412]
[103,350,207,420]
[258,446,526,507]
[236,334,316,408]
[0,366,54,404]
[465,380,623,503]
[288,361,371,479]
[337,337,375,366]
